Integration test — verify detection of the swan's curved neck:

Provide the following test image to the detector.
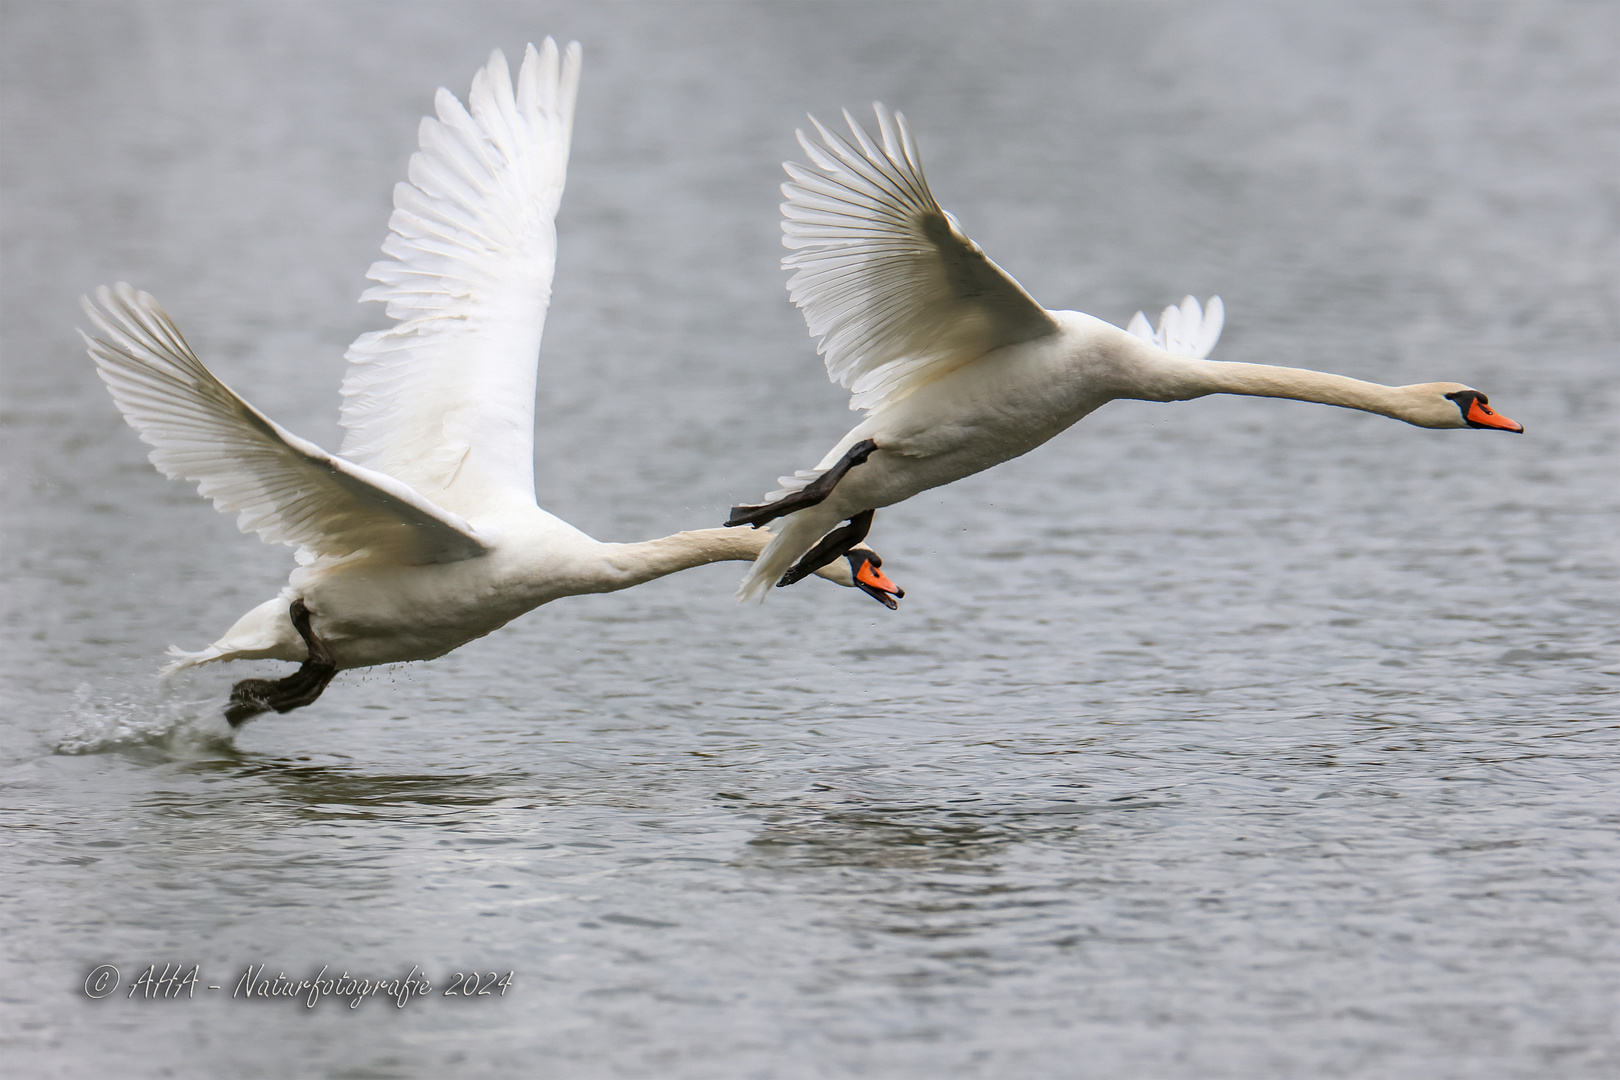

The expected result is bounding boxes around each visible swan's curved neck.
[1171,358,1406,415]
[593,528,787,591]
[1116,341,1447,427]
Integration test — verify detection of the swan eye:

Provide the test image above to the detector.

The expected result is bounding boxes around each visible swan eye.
[1444,389,1481,414]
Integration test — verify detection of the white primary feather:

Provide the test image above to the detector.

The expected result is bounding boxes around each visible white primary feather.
[782,104,1060,414]
[340,39,582,516]
[83,284,489,566]
[1125,294,1224,359]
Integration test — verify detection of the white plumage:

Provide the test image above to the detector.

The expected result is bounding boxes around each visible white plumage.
[340,43,579,515]
[82,42,901,722]
[84,283,489,566]
[782,108,1057,414]
[1125,294,1225,360]
[735,105,1521,602]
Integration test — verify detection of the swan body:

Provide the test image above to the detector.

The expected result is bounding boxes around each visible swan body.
[734,107,1522,600]
[164,514,872,672]
[81,43,900,721]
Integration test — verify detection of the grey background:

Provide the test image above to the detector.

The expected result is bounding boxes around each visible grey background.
[3,2,1616,1077]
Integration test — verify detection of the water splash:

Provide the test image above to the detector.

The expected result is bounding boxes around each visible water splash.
[53,678,239,758]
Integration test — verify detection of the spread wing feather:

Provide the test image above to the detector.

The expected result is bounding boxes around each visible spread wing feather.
[781,104,1059,413]
[1125,295,1225,359]
[339,40,581,515]
[83,284,488,565]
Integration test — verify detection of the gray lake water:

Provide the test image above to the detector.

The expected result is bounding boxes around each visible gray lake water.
[2,3,1617,1077]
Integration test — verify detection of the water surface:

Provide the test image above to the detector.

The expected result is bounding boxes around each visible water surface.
[2,3,1616,1077]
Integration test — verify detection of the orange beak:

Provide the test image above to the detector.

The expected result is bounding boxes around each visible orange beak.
[854,558,904,610]
[1466,398,1523,433]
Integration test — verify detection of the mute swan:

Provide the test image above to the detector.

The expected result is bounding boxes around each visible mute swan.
[81,42,903,726]
[729,105,1523,599]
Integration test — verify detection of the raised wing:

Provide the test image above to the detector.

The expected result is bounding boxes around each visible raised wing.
[1126,295,1224,359]
[781,104,1060,413]
[83,284,489,565]
[339,40,581,515]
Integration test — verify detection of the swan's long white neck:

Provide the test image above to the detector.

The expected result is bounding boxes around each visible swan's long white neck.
[591,527,847,592]
[1110,335,1467,429]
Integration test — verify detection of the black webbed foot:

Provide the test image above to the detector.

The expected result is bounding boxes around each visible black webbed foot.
[777,510,876,588]
[775,511,904,609]
[225,599,337,727]
[726,439,877,529]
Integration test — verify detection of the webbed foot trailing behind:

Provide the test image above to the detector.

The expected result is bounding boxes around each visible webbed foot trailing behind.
[726,439,877,529]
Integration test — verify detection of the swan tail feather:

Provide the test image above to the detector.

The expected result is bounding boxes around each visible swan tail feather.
[159,596,301,675]
[161,644,232,676]
[736,511,838,604]
[162,645,218,676]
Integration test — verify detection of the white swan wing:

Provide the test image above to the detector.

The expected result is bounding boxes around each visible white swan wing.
[83,285,489,565]
[782,104,1061,413]
[339,40,581,516]
[1126,295,1224,359]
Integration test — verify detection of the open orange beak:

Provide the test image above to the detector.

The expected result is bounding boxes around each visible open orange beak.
[1466,398,1523,433]
[853,556,904,610]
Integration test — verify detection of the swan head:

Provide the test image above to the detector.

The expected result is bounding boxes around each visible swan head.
[1442,386,1523,432]
[1402,383,1524,432]
[845,548,905,610]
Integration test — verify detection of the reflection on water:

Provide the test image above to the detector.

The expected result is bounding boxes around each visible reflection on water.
[219,762,526,816]
[749,801,1024,871]
[4,2,1618,1078]
[742,790,1169,874]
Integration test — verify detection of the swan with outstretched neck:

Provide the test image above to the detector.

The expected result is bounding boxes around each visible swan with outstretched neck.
[729,105,1523,598]
[81,42,902,726]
